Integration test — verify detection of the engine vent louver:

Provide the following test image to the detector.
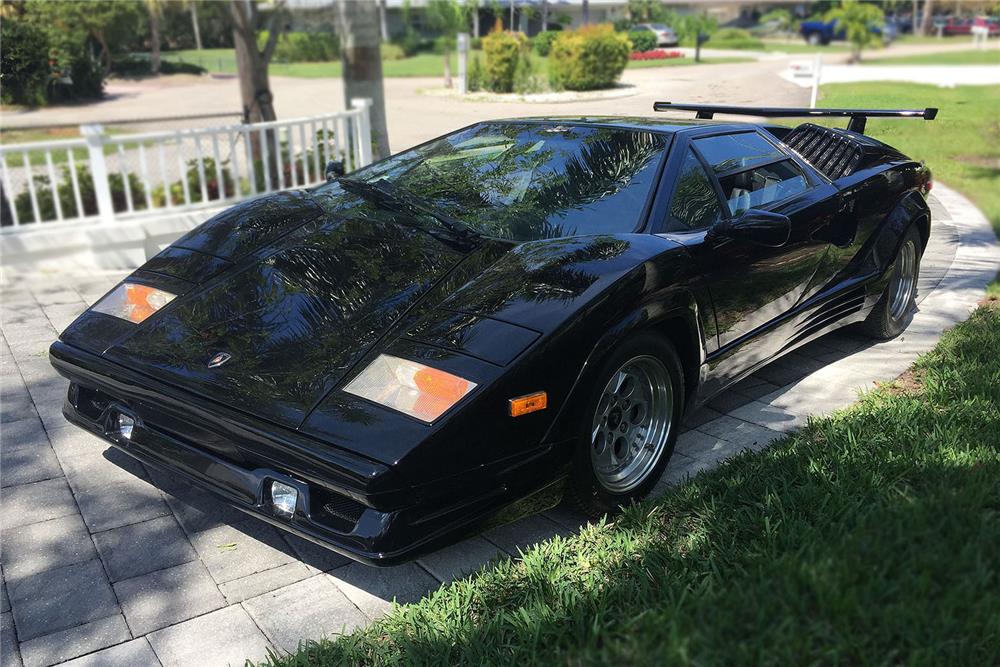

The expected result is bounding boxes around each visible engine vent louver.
[785,287,865,349]
[784,123,865,181]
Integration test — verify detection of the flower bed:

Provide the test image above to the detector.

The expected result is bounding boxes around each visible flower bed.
[630,49,684,61]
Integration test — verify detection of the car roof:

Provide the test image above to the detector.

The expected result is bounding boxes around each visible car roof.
[492,116,775,136]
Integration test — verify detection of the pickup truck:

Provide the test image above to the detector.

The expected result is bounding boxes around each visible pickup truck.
[800,20,896,45]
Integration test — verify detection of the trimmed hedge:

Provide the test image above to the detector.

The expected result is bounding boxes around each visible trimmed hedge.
[258,31,339,63]
[627,30,658,53]
[704,27,763,50]
[483,30,528,93]
[549,25,631,91]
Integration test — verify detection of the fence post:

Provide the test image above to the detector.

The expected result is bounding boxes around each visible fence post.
[350,98,373,168]
[81,124,115,225]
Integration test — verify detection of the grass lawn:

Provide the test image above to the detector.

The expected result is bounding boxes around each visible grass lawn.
[258,82,1000,667]
[863,49,1000,65]
[160,48,750,79]
[817,83,1000,255]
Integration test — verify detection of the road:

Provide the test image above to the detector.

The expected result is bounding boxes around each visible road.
[2,56,808,152]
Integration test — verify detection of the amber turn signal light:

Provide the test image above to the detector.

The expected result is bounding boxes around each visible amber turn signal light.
[509,391,547,417]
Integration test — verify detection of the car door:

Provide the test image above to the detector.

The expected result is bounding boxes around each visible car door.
[660,130,836,391]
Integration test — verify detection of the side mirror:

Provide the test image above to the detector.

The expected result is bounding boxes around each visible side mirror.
[325,160,345,182]
[710,209,790,247]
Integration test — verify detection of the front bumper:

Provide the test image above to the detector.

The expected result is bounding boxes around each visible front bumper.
[49,341,521,566]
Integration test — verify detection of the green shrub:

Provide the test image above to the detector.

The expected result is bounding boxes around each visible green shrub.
[259,31,339,63]
[470,36,483,50]
[549,24,631,91]
[532,30,561,56]
[468,54,485,92]
[482,30,528,93]
[707,27,764,49]
[14,164,145,224]
[627,30,657,52]
[513,52,543,94]
[112,54,206,76]
[380,42,406,60]
[151,158,235,207]
[393,29,433,57]
[0,19,50,106]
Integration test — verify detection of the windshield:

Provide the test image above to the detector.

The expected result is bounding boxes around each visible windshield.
[325,122,667,242]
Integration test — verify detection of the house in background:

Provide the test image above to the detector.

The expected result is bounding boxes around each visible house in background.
[287,0,811,39]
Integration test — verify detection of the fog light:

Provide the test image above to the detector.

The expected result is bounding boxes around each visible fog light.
[270,481,298,518]
[117,414,135,440]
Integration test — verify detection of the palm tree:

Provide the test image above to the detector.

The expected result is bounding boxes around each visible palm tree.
[427,0,468,88]
[337,0,391,160]
[825,0,884,63]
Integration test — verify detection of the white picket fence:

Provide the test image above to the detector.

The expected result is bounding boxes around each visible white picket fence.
[0,99,373,233]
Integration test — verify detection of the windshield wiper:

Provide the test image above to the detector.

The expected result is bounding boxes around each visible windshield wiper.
[338,177,482,243]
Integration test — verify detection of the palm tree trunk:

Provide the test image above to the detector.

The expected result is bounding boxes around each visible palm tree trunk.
[541,0,548,31]
[149,6,161,74]
[337,0,391,160]
[582,0,590,24]
[444,49,452,88]
[919,0,934,35]
[378,0,389,42]
[191,1,203,50]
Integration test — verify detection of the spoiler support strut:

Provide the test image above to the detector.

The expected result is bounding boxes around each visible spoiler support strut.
[652,102,938,134]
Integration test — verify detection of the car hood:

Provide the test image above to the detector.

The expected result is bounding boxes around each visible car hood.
[101,213,469,429]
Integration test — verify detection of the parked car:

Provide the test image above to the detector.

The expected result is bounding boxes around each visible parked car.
[635,22,678,46]
[50,104,936,565]
[800,19,896,45]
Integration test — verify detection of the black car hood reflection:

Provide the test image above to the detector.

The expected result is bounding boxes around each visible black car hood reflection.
[104,218,467,428]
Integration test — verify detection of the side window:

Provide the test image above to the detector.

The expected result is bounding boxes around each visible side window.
[718,160,808,215]
[694,132,783,173]
[668,149,722,231]
[694,131,810,216]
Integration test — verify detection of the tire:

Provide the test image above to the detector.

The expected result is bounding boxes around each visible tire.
[807,32,822,45]
[569,332,684,518]
[860,225,922,340]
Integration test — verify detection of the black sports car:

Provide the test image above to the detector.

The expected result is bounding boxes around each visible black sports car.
[50,103,936,565]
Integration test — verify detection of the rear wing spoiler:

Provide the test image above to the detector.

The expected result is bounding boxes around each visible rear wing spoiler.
[652,102,938,134]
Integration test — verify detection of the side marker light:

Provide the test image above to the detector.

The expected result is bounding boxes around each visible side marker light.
[509,391,547,417]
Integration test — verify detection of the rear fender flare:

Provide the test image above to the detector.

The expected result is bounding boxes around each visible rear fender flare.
[875,190,931,271]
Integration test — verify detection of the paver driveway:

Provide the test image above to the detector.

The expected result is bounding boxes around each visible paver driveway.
[1,183,996,666]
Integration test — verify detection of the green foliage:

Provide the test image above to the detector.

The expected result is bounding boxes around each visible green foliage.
[532,30,561,56]
[627,0,675,23]
[758,7,798,34]
[708,27,764,50]
[627,30,657,53]
[258,31,339,63]
[512,52,543,94]
[13,163,145,224]
[825,0,884,60]
[467,54,485,92]
[111,54,206,77]
[379,42,407,61]
[549,24,631,91]
[1,0,145,104]
[0,18,50,106]
[151,158,236,207]
[482,29,528,93]
[676,13,718,45]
